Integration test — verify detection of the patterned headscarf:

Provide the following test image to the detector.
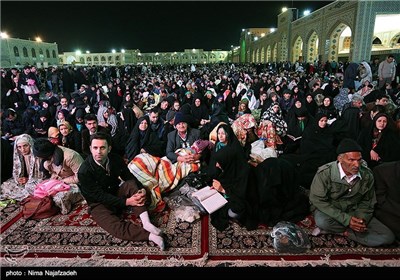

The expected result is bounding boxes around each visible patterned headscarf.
[15,134,33,147]
[12,134,42,186]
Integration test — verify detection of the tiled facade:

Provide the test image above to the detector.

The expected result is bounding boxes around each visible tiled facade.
[1,1,399,68]
[240,0,400,64]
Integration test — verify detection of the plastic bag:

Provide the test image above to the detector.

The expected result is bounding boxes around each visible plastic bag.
[174,205,201,223]
[163,183,207,214]
[176,172,208,190]
[271,221,311,253]
[163,189,195,210]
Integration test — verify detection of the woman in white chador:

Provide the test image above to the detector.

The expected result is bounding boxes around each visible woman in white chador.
[0,134,43,201]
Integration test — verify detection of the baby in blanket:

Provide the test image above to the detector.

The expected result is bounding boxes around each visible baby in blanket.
[175,139,214,160]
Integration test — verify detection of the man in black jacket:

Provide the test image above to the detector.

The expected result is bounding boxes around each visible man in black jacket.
[77,132,164,250]
[80,114,110,158]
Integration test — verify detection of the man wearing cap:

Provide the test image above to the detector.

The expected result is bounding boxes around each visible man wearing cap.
[309,138,394,247]
[166,112,201,164]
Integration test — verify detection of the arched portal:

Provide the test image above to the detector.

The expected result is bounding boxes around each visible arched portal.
[292,36,303,63]
[272,43,278,62]
[307,31,319,63]
[329,23,351,62]
[389,32,400,48]
[266,46,271,63]
[261,47,265,62]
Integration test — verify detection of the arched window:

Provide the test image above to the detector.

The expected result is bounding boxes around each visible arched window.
[372,37,382,44]
[80,57,84,64]
[23,47,28,57]
[31,48,36,57]
[87,57,92,62]
[39,49,43,56]
[52,50,56,58]
[115,56,120,61]
[14,46,20,57]
[46,49,50,58]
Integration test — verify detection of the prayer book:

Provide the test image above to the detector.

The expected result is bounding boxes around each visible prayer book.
[192,186,228,214]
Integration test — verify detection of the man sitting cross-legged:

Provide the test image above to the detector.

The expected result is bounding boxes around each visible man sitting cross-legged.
[77,132,164,250]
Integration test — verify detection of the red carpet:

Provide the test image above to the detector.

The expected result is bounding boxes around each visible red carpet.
[1,202,399,267]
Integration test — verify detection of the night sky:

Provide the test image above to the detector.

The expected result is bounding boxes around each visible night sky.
[1,0,333,53]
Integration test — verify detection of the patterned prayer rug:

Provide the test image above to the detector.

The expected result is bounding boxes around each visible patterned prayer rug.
[208,216,400,261]
[0,201,203,265]
[1,202,399,267]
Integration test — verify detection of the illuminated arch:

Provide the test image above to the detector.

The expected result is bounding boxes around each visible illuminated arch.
[261,47,265,62]
[66,55,76,64]
[266,45,271,62]
[292,35,303,63]
[389,32,400,47]
[272,43,278,62]
[328,22,351,62]
[306,30,319,63]
[256,49,260,63]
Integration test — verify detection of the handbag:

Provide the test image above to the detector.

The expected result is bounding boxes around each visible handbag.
[20,195,60,219]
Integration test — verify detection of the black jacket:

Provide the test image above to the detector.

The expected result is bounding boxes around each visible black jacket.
[77,153,135,210]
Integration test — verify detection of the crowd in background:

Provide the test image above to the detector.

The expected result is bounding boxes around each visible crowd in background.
[1,56,400,244]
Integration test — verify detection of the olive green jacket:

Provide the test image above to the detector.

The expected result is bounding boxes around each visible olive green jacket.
[309,161,376,226]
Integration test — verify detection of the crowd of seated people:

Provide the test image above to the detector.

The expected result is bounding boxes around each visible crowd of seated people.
[1,58,399,247]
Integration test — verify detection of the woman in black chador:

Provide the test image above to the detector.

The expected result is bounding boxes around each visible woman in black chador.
[207,123,250,231]
[125,115,165,162]
[357,113,400,168]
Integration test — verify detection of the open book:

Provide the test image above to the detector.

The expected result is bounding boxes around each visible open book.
[192,186,228,214]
